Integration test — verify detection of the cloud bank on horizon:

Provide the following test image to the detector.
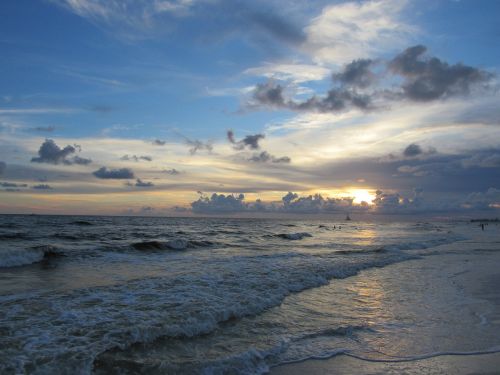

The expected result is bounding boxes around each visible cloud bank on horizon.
[0,0,499,215]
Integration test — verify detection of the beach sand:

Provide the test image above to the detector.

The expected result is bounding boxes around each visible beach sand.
[270,233,500,374]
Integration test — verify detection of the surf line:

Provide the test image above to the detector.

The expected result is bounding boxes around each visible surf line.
[272,346,500,367]
[345,346,500,363]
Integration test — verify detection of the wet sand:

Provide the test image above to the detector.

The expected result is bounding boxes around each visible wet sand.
[270,351,500,375]
[270,232,500,374]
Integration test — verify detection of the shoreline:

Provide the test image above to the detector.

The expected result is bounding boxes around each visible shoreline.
[269,234,500,374]
[270,351,500,375]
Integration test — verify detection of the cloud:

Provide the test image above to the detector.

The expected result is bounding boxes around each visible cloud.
[333,59,376,88]
[52,0,199,32]
[248,46,494,114]
[30,139,92,165]
[0,108,76,115]
[191,193,247,214]
[296,88,373,112]
[152,139,166,146]
[251,81,286,108]
[72,156,93,165]
[93,167,135,179]
[185,138,213,155]
[389,45,494,101]
[134,178,154,187]
[32,184,53,190]
[244,63,330,83]
[462,152,500,169]
[120,154,153,162]
[250,80,373,112]
[164,168,181,175]
[403,143,423,157]
[282,193,354,214]
[248,151,291,163]
[304,0,414,64]
[0,181,28,188]
[189,191,362,215]
[227,130,265,150]
[464,188,500,210]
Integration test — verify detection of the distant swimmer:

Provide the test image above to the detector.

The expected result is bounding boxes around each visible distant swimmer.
[481,224,485,231]
[333,225,336,229]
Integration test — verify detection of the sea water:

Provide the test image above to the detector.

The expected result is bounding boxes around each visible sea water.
[0,215,498,374]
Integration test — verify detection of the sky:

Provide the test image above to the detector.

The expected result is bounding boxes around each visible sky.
[0,0,499,216]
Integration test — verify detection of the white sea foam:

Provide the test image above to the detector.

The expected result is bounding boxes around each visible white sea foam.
[0,250,416,374]
[0,216,477,374]
[277,232,312,240]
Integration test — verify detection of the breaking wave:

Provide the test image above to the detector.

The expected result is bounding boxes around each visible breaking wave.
[275,232,313,240]
[131,239,216,251]
[0,245,65,268]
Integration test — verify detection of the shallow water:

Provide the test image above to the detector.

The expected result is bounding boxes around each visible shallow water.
[0,215,497,374]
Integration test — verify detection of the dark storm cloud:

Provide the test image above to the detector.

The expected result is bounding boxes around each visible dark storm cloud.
[333,59,376,88]
[248,45,493,113]
[32,184,52,190]
[227,130,265,150]
[30,139,92,165]
[403,143,423,157]
[121,154,153,162]
[389,45,493,101]
[248,151,291,163]
[93,167,134,179]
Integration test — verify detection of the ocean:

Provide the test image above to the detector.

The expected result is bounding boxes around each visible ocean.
[1,215,499,374]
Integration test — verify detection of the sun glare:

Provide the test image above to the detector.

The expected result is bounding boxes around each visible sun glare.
[350,189,376,205]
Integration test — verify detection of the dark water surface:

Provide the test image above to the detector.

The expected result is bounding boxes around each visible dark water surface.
[0,215,496,374]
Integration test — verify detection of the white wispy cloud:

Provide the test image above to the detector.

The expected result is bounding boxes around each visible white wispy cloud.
[244,63,331,83]
[0,108,77,114]
[303,0,416,64]
[52,0,201,32]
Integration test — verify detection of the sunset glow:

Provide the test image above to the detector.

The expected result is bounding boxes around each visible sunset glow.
[350,189,376,205]
[0,0,499,216]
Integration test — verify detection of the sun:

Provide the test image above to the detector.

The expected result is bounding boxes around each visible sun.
[350,189,376,205]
